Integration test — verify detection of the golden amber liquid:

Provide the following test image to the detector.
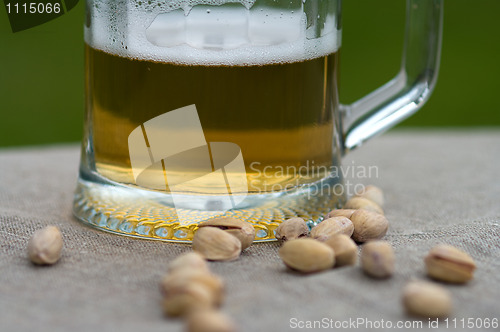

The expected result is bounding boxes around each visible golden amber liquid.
[86,45,340,194]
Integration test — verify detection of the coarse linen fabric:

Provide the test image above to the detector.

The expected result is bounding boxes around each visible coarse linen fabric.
[0,130,499,332]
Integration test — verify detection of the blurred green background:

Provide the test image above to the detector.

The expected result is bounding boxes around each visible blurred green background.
[1,0,499,147]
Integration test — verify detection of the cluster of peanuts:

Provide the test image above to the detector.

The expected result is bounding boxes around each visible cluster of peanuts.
[26,185,477,327]
[276,186,390,274]
[160,252,236,332]
[274,185,477,318]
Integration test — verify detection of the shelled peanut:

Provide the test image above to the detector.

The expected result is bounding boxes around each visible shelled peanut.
[160,252,236,331]
[27,225,63,265]
[425,244,476,283]
[402,281,452,318]
[192,218,256,261]
[360,240,394,279]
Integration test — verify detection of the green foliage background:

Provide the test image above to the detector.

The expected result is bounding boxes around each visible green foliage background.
[0,0,499,147]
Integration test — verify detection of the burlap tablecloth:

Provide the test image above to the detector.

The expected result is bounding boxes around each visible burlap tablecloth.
[1,131,499,332]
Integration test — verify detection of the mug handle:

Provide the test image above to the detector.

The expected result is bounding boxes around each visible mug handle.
[341,0,443,153]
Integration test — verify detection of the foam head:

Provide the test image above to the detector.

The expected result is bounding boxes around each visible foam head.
[85,0,341,66]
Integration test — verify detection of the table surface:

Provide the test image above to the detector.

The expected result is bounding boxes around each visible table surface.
[1,130,499,332]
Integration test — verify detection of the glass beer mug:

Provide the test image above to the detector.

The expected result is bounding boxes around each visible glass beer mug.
[75,0,443,242]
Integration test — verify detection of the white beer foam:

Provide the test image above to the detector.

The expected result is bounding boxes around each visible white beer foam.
[85,1,341,66]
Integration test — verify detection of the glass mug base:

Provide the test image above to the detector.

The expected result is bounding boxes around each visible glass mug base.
[73,175,345,243]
